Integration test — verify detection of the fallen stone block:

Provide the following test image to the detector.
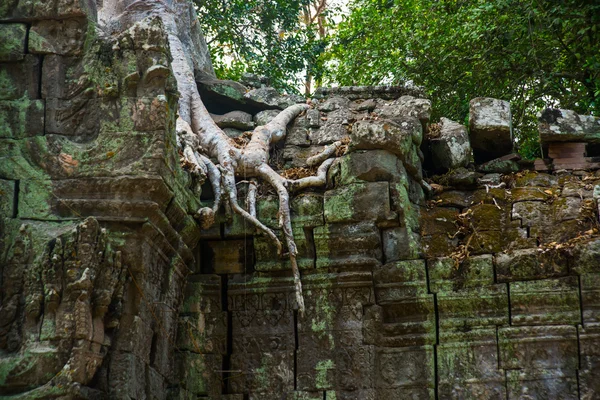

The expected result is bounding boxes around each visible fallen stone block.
[469,97,513,163]
[430,117,471,170]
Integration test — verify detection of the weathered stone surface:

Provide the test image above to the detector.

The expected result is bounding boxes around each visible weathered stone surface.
[0,24,27,61]
[510,277,580,326]
[254,109,280,126]
[438,329,506,400]
[0,98,45,139]
[495,248,568,282]
[324,181,396,224]
[374,347,435,394]
[469,97,513,163]
[428,255,494,293]
[373,260,428,301]
[314,222,382,269]
[211,110,254,130]
[311,123,349,145]
[382,226,422,262]
[499,325,578,370]
[328,150,407,187]
[437,285,509,330]
[430,117,471,170]
[506,369,578,399]
[539,107,600,143]
[375,96,431,126]
[29,19,87,55]
[477,154,521,174]
[0,55,40,100]
[245,86,304,109]
[313,85,426,100]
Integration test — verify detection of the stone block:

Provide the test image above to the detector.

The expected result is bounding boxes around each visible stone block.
[317,96,350,112]
[177,311,228,355]
[495,248,568,282]
[364,298,436,347]
[41,55,87,99]
[254,227,314,271]
[0,24,27,61]
[350,119,418,165]
[373,260,428,301]
[510,277,580,326]
[420,207,459,236]
[382,226,422,262]
[181,275,222,314]
[0,98,45,139]
[29,19,87,55]
[579,326,600,399]
[200,239,254,274]
[538,107,600,143]
[0,55,40,100]
[570,238,600,275]
[311,123,349,145]
[254,109,280,126]
[297,343,374,392]
[0,180,15,217]
[506,369,578,400]
[430,117,471,170]
[437,285,509,330]
[283,145,325,168]
[498,326,578,370]
[581,273,600,326]
[374,346,434,392]
[17,179,53,219]
[427,255,494,293]
[175,352,222,397]
[324,181,395,224]
[468,203,508,231]
[437,329,506,400]
[314,222,382,269]
[328,150,407,187]
[211,110,254,130]
[286,115,311,146]
[469,97,513,163]
[257,192,323,229]
[229,351,295,394]
[421,233,459,259]
[375,95,432,128]
[108,352,147,400]
[114,315,153,363]
[45,97,101,138]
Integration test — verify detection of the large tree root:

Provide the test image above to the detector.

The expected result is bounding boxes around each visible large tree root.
[105,0,338,315]
[179,109,341,315]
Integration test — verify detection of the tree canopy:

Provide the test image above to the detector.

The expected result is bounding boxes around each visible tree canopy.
[194,0,334,94]
[330,0,600,157]
[197,0,600,158]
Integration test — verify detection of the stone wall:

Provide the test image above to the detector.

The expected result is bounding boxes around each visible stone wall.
[0,2,202,398]
[179,87,600,399]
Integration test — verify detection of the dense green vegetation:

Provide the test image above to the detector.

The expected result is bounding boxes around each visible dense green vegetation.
[194,0,334,94]
[197,0,600,158]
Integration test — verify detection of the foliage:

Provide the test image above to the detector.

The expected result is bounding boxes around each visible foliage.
[328,0,600,158]
[194,0,335,94]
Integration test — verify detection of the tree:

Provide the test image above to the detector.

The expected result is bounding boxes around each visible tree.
[194,0,332,94]
[100,0,343,313]
[329,0,600,158]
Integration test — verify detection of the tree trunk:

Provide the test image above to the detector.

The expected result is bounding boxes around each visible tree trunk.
[98,0,340,314]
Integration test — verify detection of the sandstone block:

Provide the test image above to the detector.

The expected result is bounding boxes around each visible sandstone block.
[29,19,87,55]
[375,95,432,127]
[373,260,428,301]
[539,107,600,143]
[324,181,395,224]
[437,285,509,330]
[310,123,348,145]
[211,110,254,130]
[0,24,27,61]
[314,222,382,269]
[382,226,422,262]
[0,55,40,100]
[427,255,494,293]
[328,150,407,187]
[253,109,279,126]
[499,325,578,370]
[510,277,580,326]
[506,369,578,400]
[469,97,513,163]
[437,329,506,400]
[0,98,45,139]
[430,117,471,170]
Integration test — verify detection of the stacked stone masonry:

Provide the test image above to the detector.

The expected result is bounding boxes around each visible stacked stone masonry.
[2,1,600,399]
